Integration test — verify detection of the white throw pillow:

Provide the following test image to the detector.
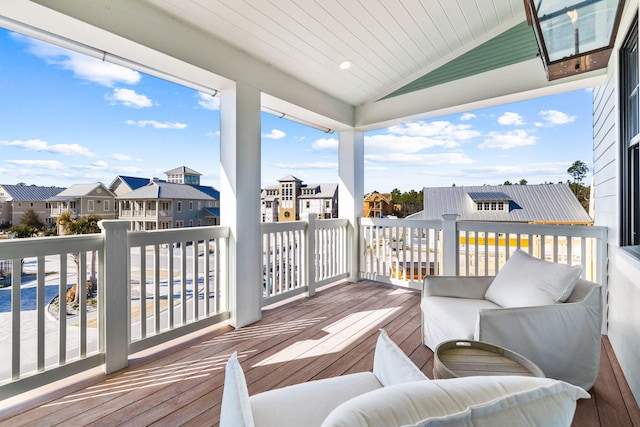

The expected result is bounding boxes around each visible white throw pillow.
[220,352,255,427]
[321,376,589,427]
[373,329,428,386]
[484,250,583,308]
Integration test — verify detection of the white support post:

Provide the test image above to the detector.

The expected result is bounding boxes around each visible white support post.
[99,220,130,374]
[338,129,364,281]
[302,213,317,296]
[220,82,262,328]
[442,214,459,276]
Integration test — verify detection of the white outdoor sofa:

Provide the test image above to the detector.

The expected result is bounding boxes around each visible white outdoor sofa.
[421,250,603,390]
[220,328,588,427]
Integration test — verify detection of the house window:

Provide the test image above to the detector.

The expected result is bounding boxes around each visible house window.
[189,219,193,227]
[498,202,504,211]
[490,202,497,211]
[621,19,640,246]
[306,201,310,208]
[177,202,182,213]
[175,220,184,228]
[477,203,483,211]
[189,202,193,211]
[88,200,94,212]
[69,201,76,209]
[104,200,110,212]
[325,200,330,209]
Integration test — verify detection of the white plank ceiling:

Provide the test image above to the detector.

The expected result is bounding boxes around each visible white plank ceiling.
[144,0,526,106]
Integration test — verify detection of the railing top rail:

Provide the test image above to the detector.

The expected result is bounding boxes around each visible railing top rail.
[315,218,349,228]
[128,225,230,246]
[456,221,607,238]
[0,233,104,258]
[360,217,443,229]
[261,221,307,233]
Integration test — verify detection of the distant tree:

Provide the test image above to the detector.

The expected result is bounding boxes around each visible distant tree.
[568,160,588,185]
[518,179,528,185]
[19,209,46,232]
[8,225,37,238]
[16,182,26,186]
[567,160,590,212]
[57,212,102,303]
[503,181,512,185]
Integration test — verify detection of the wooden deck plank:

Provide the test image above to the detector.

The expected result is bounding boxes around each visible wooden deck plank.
[0,280,638,427]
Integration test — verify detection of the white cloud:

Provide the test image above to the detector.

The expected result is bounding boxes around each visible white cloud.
[274,162,337,169]
[15,34,141,87]
[365,134,459,155]
[539,110,577,125]
[1,139,96,157]
[498,112,525,126]
[365,152,475,165]
[386,121,480,140]
[312,138,339,150]
[460,113,476,121]
[112,153,133,161]
[125,120,187,129]
[6,159,65,170]
[263,129,286,140]
[198,92,220,110]
[74,160,109,170]
[105,88,153,108]
[479,130,537,149]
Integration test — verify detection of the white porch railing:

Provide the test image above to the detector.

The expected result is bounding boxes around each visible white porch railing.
[261,214,349,306]
[360,216,608,289]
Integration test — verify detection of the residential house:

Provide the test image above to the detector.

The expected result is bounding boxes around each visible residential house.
[108,175,151,197]
[260,175,338,222]
[418,184,593,224]
[116,179,218,231]
[363,192,394,218]
[0,184,65,228]
[47,183,115,228]
[164,165,201,185]
[3,0,640,420]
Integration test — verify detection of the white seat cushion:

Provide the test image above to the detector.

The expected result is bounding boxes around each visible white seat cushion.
[422,296,499,347]
[321,376,590,427]
[250,372,381,427]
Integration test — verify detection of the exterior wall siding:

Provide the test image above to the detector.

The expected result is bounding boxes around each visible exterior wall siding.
[593,0,640,404]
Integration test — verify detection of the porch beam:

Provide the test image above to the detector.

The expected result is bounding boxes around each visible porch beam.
[220,82,262,328]
[338,129,364,281]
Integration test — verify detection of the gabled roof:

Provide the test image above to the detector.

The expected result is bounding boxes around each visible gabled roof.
[202,207,220,217]
[0,184,65,202]
[48,183,111,201]
[165,166,201,176]
[115,181,214,200]
[421,184,592,224]
[109,176,151,192]
[278,175,302,182]
[364,192,393,203]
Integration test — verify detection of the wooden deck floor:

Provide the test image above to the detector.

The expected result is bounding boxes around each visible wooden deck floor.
[1,280,639,426]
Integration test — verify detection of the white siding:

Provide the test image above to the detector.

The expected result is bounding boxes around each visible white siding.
[593,1,640,404]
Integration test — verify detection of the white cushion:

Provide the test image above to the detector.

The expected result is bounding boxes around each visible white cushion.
[219,352,254,427]
[373,329,428,386]
[321,376,590,427]
[485,250,582,308]
[250,372,381,427]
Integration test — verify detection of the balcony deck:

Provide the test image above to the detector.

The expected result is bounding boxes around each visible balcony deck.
[1,280,639,426]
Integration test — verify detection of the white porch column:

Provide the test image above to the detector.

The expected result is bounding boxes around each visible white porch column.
[338,129,364,281]
[220,82,262,328]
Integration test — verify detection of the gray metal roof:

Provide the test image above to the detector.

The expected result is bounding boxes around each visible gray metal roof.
[298,183,338,199]
[116,181,214,200]
[164,166,201,176]
[48,183,109,200]
[420,184,592,223]
[0,184,66,201]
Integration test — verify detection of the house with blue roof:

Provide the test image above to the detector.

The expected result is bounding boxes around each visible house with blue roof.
[113,167,220,230]
[0,184,65,228]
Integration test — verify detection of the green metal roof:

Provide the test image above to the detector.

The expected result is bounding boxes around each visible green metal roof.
[381,21,539,101]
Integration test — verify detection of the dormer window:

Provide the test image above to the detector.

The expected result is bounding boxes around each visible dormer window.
[468,192,510,213]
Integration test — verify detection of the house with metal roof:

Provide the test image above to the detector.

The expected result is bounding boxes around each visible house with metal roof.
[47,183,116,226]
[164,166,202,185]
[108,175,152,197]
[0,184,65,228]
[261,176,338,222]
[417,184,592,224]
[116,179,219,231]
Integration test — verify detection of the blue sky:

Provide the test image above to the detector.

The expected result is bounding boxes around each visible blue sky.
[0,28,593,193]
